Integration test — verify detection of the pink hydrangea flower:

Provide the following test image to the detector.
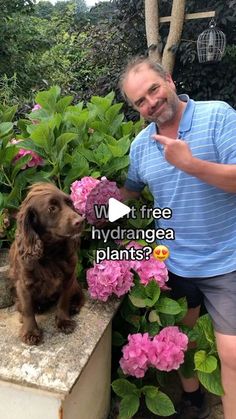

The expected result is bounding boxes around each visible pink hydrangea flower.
[32,104,42,112]
[70,177,100,215]
[11,139,44,169]
[85,177,122,227]
[119,333,152,378]
[31,103,42,124]
[126,241,169,289]
[119,328,188,378]
[86,259,134,302]
[149,326,188,371]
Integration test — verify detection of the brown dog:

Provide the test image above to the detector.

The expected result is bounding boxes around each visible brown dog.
[9,182,85,345]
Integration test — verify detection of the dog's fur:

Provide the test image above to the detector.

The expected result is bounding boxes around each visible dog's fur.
[9,182,85,345]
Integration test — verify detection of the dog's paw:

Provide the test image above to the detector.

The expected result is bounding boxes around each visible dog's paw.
[69,302,82,315]
[69,292,85,315]
[20,327,43,345]
[56,318,76,334]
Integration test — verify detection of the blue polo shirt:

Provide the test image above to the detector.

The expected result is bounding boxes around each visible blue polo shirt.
[125,95,236,277]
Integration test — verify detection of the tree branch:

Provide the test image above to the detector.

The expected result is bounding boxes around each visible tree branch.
[162,0,186,74]
[145,0,162,62]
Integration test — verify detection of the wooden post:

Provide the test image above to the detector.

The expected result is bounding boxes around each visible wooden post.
[159,11,215,24]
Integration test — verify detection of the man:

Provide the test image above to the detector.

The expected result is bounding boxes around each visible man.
[119,55,236,419]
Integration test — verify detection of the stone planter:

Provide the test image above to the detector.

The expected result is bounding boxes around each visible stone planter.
[0,248,14,308]
[0,294,120,419]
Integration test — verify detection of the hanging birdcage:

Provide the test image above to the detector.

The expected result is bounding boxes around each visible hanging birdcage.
[197,19,226,63]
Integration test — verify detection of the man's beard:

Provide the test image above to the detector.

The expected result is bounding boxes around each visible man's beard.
[147,92,179,126]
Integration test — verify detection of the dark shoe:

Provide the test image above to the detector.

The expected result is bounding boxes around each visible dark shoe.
[171,393,210,419]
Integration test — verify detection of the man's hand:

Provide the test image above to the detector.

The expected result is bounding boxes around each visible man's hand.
[120,187,140,201]
[152,134,194,172]
[153,134,236,193]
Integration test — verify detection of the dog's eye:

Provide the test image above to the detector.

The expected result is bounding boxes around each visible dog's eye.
[65,198,74,208]
[48,205,57,213]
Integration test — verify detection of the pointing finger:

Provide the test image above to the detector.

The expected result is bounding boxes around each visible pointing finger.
[152,134,175,145]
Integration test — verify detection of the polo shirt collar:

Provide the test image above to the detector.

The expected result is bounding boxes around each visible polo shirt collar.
[178,94,195,135]
[151,94,195,139]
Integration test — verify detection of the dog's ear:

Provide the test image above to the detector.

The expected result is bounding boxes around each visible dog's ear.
[17,206,43,264]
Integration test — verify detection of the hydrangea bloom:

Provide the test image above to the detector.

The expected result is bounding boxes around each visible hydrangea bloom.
[149,326,188,371]
[31,103,42,124]
[126,241,169,289]
[119,333,152,378]
[70,177,100,215]
[11,139,44,169]
[31,104,42,112]
[119,328,188,377]
[86,259,134,301]
[85,177,122,227]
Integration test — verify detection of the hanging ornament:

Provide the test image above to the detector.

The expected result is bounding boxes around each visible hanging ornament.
[197,19,226,63]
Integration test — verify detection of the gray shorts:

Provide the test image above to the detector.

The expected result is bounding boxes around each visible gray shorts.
[168,270,236,335]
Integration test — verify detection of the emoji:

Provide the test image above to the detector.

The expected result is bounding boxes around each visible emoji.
[153,245,169,262]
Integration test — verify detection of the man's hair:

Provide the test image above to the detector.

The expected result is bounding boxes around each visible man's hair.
[119,56,168,103]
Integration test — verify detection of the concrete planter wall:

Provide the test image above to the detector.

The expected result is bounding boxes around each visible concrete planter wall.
[0,248,14,309]
[0,293,120,419]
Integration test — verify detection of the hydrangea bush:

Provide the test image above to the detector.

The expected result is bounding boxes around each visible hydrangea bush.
[0,87,223,418]
[0,87,143,243]
[71,175,222,417]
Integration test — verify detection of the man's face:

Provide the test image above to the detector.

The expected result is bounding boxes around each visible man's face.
[123,63,180,125]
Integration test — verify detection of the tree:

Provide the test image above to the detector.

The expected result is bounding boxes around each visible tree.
[144,0,236,78]
[75,0,87,14]
[1,0,236,113]
[0,0,35,15]
[144,0,162,62]
[145,0,186,73]
[35,1,54,19]
[0,0,51,106]
[161,0,185,73]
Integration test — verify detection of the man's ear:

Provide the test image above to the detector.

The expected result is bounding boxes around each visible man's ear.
[165,74,176,89]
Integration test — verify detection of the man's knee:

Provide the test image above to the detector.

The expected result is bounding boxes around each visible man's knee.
[219,349,236,369]
[215,333,236,369]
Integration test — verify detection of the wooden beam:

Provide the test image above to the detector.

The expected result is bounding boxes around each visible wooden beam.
[160,11,215,23]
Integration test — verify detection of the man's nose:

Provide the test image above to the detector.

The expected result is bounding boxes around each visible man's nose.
[146,96,157,107]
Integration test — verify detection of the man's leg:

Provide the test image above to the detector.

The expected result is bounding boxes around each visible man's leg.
[196,271,236,419]
[167,273,203,392]
[179,306,201,392]
[215,332,236,419]
[168,273,209,417]
[172,305,210,418]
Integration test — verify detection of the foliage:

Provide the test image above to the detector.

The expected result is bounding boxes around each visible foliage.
[112,378,175,418]
[34,1,54,19]
[0,9,50,106]
[173,0,236,108]
[1,0,235,115]
[0,86,224,418]
[1,0,35,15]
[111,277,223,418]
[0,4,231,418]
[73,0,236,113]
[0,74,19,106]
[0,86,142,247]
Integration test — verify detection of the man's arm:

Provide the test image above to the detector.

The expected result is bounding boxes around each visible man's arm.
[120,187,141,201]
[153,134,236,194]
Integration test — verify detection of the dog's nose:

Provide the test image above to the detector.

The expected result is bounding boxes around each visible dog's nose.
[73,215,85,228]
